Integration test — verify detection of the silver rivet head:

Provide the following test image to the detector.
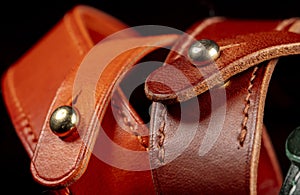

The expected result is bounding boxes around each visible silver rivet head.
[49,105,79,138]
[188,39,220,66]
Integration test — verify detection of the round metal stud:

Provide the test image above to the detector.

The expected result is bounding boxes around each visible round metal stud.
[286,126,300,165]
[188,39,220,66]
[49,105,79,138]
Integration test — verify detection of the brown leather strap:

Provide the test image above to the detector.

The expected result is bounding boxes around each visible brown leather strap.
[146,18,300,194]
[145,20,300,103]
[1,5,175,194]
[30,34,178,187]
[1,5,134,158]
[2,4,300,194]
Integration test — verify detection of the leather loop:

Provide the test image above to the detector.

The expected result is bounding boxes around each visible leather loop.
[30,29,178,187]
[2,4,300,194]
[145,20,300,104]
[1,5,134,158]
[1,4,178,193]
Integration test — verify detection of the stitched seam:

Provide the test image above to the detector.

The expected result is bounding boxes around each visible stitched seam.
[157,120,165,163]
[239,66,259,146]
[157,108,167,163]
[6,70,38,151]
[4,14,89,154]
[104,40,176,152]
[119,109,149,151]
[111,99,149,150]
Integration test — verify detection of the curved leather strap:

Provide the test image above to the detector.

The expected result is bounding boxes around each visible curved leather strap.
[1,5,177,194]
[30,34,178,187]
[146,18,300,194]
[145,20,300,103]
[2,4,300,194]
[1,5,134,158]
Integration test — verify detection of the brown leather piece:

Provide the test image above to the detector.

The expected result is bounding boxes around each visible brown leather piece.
[30,34,178,187]
[145,20,300,103]
[147,19,300,194]
[149,61,280,194]
[105,88,149,151]
[1,4,299,194]
[1,5,133,158]
[67,89,155,194]
[1,5,166,194]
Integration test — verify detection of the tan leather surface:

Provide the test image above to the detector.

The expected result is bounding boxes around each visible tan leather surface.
[1,5,134,158]
[1,5,158,194]
[67,89,155,194]
[147,18,300,194]
[1,4,299,195]
[30,34,178,187]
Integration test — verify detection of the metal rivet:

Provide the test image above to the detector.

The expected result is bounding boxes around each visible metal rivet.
[188,39,220,66]
[49,105,79,138]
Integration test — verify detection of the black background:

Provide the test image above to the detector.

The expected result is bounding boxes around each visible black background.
[0,0,299,194]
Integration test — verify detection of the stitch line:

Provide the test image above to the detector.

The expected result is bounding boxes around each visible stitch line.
[157,121,165,163]
[157,108,167,163]
[111,101,149,150]
[239,66,259,146]
[6,70,38,151]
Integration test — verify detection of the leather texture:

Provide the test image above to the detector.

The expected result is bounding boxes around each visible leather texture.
[145,18,300,195]
[1,5,177,194]
[1,4,300,195]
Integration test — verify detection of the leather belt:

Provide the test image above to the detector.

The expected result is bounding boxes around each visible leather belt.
[1,5,300,194]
